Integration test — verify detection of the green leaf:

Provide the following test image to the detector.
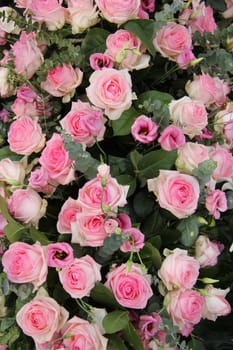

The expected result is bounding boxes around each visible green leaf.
[133,191,154,218]
[80,28,109,60]
[0,318,15,332]
[177,215,199,247]
[129,150,143,173]
[206,0,227,12]
[90,282,119,308]
[111,107,140,136]
[122,19,156,55]
[0,324,20,346]
[188,338,205,350]
[122,322,144,350]
[140,242,162,268]
[103,311,129,334]
[226,191,233,209]
[136,90,173,108]
[29,226,50,245]
[141,208,164,238]
[0,146,21,161]
[116,174,136,197]
[106,334,128,350]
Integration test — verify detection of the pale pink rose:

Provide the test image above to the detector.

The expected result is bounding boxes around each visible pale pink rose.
[39,133,75,185]
[58,255,101,298]
[224,120,233,146]
[158,248,200,291]
[28,0,66,31]
[190,4,216,34]
[176,47,196,69]
[66,0,99,34]
[175,142,210,174]
[185,73,230,109]
[105,263,153,309]
[105,29,150,71]
[222,0,233,18]
[95,0,140,24]
[158,125,185,151]
[8,188,47,226]
[16,293,69,344]
[45,242,74,268]
[131,115,158,143]
[104,218,119,234]
[11,85,42,119]
[28,167,57,196]
[165,289,204,336]
[14,0,31,9]
[61,316,108,350]
[120,227,145,252]
[40,64,83,103]
[57,197,82,234]
[35,331,64,350]
[0,214,7,237]
[90,53,114,70]
[205,189,228,219]
[71,213,110,247]
[202,285,231,321]
[77,164,129,214]
[7,116,45,156]
[195,235,224,268]
[169,96,208,138]
[86,68,133,120]
[138,312,161,340]
[210,143,233,181]
[0,67,16,98]
[0,345,7,350]
[2,242,47,290]
[0,158,25,185]
[12,31,43,79]
[147,170,200,219]
[214,102,233,134]
[153,22,192,61]
[60,100,106,148]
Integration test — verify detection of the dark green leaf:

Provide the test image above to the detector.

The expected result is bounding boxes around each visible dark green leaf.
[0,318,15,332]
[80,28,109,60]
[178,216,199,247]
[111,107,140,136]
[0,146,21,161]
[103,311,129,334]
[122,322,144,350]
[116,174,136,197]
[0,324,20,346]
[90,282,119,308]
[188,338,205,350]
[140,242,162,268]
[141,208,164,238]
[133,191,154,218]
[106,334,128,350]
[206,0,227,12]
[226,191,233,209]
[129,150,143,173]
[136,90,173,108]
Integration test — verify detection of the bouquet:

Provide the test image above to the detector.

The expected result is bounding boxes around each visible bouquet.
[0,0,233,349]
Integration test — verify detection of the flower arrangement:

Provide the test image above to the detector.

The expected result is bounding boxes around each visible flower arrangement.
[0,0,233,349]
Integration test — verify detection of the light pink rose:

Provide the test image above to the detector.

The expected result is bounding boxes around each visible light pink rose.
[86,68,133,120]
[60,100,106,149]
[205,189,228,219]
[175,142,210,174]
[0,67,16,98]
[147,170,200,219]
[202,285,231,321]
[7,116,45,156]
[185,72,230,109]
[195,235,223,268]
[214,102,233,145]
[16,293,69,344]
[8,188,47,226]
[2,242,47,290]
[176,47,196,69]
[0,158,25,185]
[57,197,82,234]
[66,0,99,34]
[58,255,101,298]
[95,0,140,24]
[0,214,7,237]
[77,164,129,214]
[35,331,64,350]
[90,53,114,70]
[165,289,205,336]
[14,0,31,9]
[224,120,233,146]
[153,22,192,61]
[158,248,200,291]
[138,312,161,340]
[120,227,145,252]
[28,0,66,31]
[11,85,42,119]
[190,4,216,34]
[61,316,108,350]
[0,345,7,350]
[210,143,233,181]
[40,64,83,103]
[12,31,43,79]
[39,133,75,185]
[105,263,153,309]
[158,125,185,151]
[45,242,74,268]
[105,29,150,71]
[28,166,57,196]
[169,96,208,138]
[222,0,233,18]
[131,115,158,143]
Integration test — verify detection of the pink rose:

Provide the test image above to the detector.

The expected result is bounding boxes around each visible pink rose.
[189,4,216,34]
[0,214,7,237]
[57,197,82,234]
[8,188,47,226]
[28,0,66,31]
[202,285,231,321]
[210,143,233,181]
[66,0,99,34]
[35,332,63,350]
[205,189,228,219]
[60,100,106,149]
[12,31,43,79]
[11,85,43,119]
[169,96,208,138]
[195,235,223,268]
[39,133,75,185]
[95,0,140,24]
[222,0,233,18]
[14,0,31,9]
[158,248,200,291]
[175,142,210,174]
[0,158,25,185]
[165,289,205,336]
[61,316,108,350]
[147,170,200,219]
[138,312,161,340]
[86,68,133,120]
[7,116,45,156]
[2,242,47,290]
[77,164,129,214]
[153,22,192,61]
[120,227,145,252]
[58,255,101,298]
[28,167,57,196]
[90,53,114,70]
[158,125,185,151]
[16,293,69,344]
[214,102,233,137]
[105,263,153,309]
[40,64,83,103]
[176,47,196,69]
[105,29,150,71]
[45,242,74,268]
[131,115,158,143]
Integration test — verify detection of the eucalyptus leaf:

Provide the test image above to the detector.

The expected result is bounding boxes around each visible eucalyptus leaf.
[178,216,199,247]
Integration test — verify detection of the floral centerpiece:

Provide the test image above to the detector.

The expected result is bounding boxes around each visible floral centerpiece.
[0,0,233,349]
